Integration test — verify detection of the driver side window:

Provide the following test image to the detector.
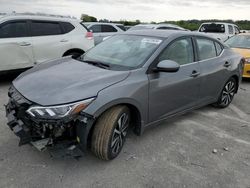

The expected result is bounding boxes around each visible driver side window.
[159,38,194,65]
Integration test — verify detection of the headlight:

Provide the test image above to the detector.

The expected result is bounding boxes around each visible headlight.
[245,58,250,64]
[26,98,95,119]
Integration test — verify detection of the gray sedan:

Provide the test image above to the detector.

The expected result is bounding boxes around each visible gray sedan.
[5,30,243,160]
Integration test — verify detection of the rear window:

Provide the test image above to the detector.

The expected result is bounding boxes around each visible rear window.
[129,25,154,31]
[199,24,225,33]
[101,25,117,32]
[61,22,75,33]
[89,25,101,33]
[0,21,28,38]
[157,26,179,30]
[31,21,62,36]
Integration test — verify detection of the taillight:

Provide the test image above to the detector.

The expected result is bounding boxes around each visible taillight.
[85,32,93,40]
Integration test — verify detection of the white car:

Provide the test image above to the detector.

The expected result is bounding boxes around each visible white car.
[0,14,94,73]
[198,22,240,41]
[83,22,125,45]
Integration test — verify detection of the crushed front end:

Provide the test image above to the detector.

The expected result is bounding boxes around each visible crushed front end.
[5,86,94,154]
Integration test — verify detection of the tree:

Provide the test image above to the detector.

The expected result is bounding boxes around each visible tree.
[81,14,97,22]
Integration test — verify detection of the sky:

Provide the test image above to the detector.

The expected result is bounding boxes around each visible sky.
[0,0,249,22]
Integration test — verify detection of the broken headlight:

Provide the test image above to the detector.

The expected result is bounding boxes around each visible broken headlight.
[26,98,95,119]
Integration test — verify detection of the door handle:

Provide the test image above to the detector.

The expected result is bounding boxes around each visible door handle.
[224,62,231,68]
[19,42,31,46]
[190,70,200,78]
[60,39,68,42]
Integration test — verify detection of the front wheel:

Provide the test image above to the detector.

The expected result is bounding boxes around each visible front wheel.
[91,106,130,160]
[213,77,237,108]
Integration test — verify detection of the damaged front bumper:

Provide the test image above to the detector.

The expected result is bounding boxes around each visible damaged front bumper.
[5,87,94,154]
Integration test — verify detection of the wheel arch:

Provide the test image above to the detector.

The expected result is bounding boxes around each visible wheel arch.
[62,48,85,57]
[231,74,239,93]
[87,101,143,142]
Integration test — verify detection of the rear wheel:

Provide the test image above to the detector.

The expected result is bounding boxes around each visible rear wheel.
[213,77,237,108]
[91,106,130,160]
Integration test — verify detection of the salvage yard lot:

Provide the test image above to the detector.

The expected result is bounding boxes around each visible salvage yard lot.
[0,73,250,188]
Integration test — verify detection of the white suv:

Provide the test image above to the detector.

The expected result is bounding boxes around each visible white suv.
[0,14,94,73]
[198,22,240,41]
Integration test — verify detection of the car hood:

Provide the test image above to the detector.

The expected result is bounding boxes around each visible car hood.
[232,48,250,58]
[13,57,130,106]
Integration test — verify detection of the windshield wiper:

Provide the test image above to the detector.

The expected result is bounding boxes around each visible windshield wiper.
[79,58,110,69]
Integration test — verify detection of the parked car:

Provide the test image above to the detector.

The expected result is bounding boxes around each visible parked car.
[0,13,94,74]
[198,22,240,41]
[225,33,250,78]
[129,24,188,31]
[82,22,125,45]
[6,30,243,160]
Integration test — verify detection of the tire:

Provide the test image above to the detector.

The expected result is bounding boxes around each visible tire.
[91,106,130,160]
[213,77,237,108]
[65,52,83,59]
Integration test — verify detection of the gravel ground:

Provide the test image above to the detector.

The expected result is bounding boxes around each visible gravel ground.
[0,72,249,188]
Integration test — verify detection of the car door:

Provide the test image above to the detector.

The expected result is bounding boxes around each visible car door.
[195,37,230,103]
[148,37,201,123]
[30,20,69,64]
[0,20,34,71]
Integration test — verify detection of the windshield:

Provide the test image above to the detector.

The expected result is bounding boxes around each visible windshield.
[199,24,225,33]
[225,35,250,49]
[81,35,162,70]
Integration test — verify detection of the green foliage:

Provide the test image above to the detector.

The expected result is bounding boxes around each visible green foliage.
[82,13,250,30]
[162,20,250,31]
[81,14,97,22]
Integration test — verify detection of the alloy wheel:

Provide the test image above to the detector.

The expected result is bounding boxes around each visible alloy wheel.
[221,81,236,106]
[111,113,129,155]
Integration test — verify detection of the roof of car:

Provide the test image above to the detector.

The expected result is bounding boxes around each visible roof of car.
[201,22,238,26]
[124,29,208,39]
[83,22,122,25]
[0,14,79,22]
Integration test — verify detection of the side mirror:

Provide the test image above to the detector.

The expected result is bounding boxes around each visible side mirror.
[155,60,180,73]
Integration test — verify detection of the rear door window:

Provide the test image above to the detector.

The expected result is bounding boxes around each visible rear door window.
[196,38,217,60]
[31,21,62,36]
[101,25,117,32]
[0,21,28,38]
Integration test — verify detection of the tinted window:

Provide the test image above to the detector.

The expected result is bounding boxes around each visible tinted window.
[89,25,101,33]
[215,42,223,55]
[0,21,28,38]
[228,25,234,34]
[199,24,225,33]
[31,21,62,36]
[116,25,126,31]
[101,25,117,32]
[196,38,217,60]
[159,38,194,65]
[157,27,179,30]
[61,22,75,33]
